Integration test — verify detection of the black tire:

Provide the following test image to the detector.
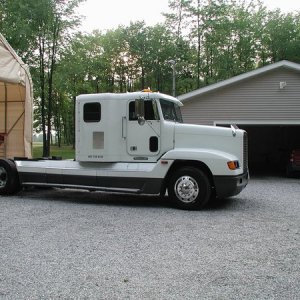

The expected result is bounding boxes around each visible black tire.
[0,159,20,195]
[168,167,211,210]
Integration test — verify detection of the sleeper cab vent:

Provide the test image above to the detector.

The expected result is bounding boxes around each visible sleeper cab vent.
[93,132,104,149]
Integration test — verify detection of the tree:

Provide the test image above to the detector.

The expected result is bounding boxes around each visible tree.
[258,10,300,64]
[3,0,300,152]
[1,0,84,156]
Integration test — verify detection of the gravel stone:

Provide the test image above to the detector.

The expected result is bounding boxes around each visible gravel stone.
[0,176,299,299]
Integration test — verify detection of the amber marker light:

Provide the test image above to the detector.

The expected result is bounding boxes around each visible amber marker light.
[227,160,240,170]
[142,88,152,92]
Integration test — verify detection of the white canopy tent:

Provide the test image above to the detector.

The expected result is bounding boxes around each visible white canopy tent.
[0,33,32,159]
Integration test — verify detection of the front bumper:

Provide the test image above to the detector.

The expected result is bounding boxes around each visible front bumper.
[214,171,249,199]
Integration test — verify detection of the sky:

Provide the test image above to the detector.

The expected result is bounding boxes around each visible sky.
[78,0,300,32]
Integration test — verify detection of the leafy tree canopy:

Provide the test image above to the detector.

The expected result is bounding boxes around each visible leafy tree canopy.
[1,0,300,151]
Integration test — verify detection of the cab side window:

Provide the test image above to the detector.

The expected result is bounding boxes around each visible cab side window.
[129,101,159,121]
[129,102,138,121]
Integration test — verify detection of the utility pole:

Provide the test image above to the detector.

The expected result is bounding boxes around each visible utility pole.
[169,60,176,97]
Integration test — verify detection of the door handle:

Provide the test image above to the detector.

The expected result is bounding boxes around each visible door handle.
[122,116,127,139]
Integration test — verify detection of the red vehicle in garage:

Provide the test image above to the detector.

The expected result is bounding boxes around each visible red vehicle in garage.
[286,149,300,177]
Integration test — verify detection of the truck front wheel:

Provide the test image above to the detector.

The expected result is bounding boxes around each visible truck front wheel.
[168,167,211,210]
[0,159,20,195]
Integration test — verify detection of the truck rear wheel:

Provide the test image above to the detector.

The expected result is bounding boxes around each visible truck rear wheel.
[168,167,211,210]
[0,159,20,195]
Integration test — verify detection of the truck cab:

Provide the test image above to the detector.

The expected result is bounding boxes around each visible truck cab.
[75,90,183,163]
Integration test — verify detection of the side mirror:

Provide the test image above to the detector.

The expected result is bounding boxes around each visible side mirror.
[138,116,145,126]
[135,98,145,125]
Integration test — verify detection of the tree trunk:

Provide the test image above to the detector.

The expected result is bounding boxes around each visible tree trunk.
[39,36,48,157]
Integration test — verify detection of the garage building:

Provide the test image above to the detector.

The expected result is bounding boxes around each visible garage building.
[178,60,300,173]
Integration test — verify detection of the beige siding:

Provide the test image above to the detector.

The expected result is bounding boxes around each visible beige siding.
[181,68,300,125]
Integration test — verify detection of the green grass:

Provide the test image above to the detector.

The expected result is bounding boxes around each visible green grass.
[33,143,75,159]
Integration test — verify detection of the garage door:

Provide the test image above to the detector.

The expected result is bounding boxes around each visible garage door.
[218,124,300,175]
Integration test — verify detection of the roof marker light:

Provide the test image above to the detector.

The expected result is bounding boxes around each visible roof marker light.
[142,88,152,93]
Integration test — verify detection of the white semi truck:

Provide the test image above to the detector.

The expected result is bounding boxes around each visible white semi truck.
[0,90,249,209]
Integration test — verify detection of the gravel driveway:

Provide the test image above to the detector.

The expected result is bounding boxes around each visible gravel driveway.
[0,176,299,299]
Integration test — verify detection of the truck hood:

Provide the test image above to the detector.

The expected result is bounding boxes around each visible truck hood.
[174,123,245,162]
[175,123,238,139]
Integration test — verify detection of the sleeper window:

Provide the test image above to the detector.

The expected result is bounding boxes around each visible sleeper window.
[84,103,101,122]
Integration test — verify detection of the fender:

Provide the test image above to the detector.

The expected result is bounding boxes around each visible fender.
[161,148,242,176]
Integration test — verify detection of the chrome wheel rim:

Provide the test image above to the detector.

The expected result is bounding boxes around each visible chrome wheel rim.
[0,167,7,188]
[174,176,199,203]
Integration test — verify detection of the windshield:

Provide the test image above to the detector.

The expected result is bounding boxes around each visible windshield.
[160,99,183,123]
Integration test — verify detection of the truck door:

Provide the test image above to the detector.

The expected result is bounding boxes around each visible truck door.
[126,99,160,157]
